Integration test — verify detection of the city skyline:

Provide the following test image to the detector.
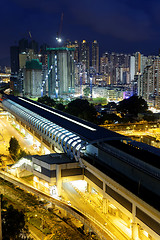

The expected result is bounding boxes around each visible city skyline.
[1,0,160,66]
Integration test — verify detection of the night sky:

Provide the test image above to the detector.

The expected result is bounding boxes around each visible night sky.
[1,0,160,66]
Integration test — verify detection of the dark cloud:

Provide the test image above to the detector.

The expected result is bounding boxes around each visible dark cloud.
[10,0,62,13]
[66,0,153,41]
[1,0,160,66]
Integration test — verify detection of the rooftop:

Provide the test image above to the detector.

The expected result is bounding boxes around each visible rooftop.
[5,95,128,144]
[32,153,74,165]
[47,47,75,51]
[26,59,42,70]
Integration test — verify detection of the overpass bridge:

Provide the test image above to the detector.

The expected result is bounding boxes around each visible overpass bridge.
[2,95,160,240]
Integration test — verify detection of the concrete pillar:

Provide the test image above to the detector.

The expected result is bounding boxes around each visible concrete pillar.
[132,203,139,240]
[87,182,91,194]
[40,136,44,154]
[102,198,109,214]
[32,131,35,142]
[24,125,27,136]
[103,181,106,194]
[50,143,52,152]
[19,121,22,132]
[132,223,139,240]
[56,165,62,196]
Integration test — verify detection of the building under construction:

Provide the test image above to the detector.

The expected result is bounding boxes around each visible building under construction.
[47,47,75,98]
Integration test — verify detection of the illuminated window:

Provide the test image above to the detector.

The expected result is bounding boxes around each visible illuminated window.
[34,164,41,172]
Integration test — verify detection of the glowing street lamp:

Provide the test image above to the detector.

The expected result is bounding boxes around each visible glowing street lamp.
[56,37,62,43]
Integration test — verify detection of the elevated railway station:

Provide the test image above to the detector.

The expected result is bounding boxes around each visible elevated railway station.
[2,95,160,240]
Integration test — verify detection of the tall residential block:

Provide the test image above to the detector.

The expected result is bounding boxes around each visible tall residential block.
[29,40,39,54]
[92,40,99,73]
[153,59,160,96]
[130,56,135,83]
[19,38,29,53]
[135,52,141,74]
[142,65,153,101]
[47,47,75,98]
[10,46,20,94]
[65,40,79,63]
[80,40,90,71]
[24,59,42,98]
[10,46,19,73]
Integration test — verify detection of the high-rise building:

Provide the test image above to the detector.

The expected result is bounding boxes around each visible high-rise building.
[132,73,142,96]
[10,38,45,96]
[47,47,75,98]
[39,43,49,66]
[65,40,79,63]
[29,40,39,53]
[92,40,99,73]
[142,65,153,101]
[135,52,147,74]
[80,40,90,71]
[100,52,131,86]
[10,46,20,94]
[19,49,37,69]
[24,59,42,98]
[130,56,135,83]
[19,38,28,53]
[153,58,160,96]
[10,46,19,74]
[19,52,27,69]
[100,53,109,75]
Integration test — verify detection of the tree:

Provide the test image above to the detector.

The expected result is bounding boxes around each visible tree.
[8,137,20,160]
[37,95,56,107]
[117,96,148,116]
[100,113,121,124]
[83,87,90,98]
[55,103,65,111]
[18,149,28,160]
[8,137,29,161]
[2,204,32,240]
[65,99,97,123]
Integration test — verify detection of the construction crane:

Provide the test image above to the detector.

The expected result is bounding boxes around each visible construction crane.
[56,13,64,44]
[28,31,32,39]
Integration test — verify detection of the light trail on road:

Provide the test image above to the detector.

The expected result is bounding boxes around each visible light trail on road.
[0,170,118,240]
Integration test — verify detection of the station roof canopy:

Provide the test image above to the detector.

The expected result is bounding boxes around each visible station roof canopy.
[4,95,129,144]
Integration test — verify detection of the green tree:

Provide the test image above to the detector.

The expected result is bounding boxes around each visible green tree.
[2,204,32,240]
[55,103,65,111]
[18,149,28,160]
[38,95,56,107]
[117,96,148,116]
[100,113,121,124]
[65,99,97,123]
[8,137,20,160]
[83,87,90,98]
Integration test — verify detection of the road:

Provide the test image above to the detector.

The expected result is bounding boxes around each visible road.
[0,170,127,240]
[0,115,41,157]
[62,182,130,240]
[0,115,135,239]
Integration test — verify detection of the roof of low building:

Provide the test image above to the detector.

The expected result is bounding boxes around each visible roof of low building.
[32,153,75,165]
